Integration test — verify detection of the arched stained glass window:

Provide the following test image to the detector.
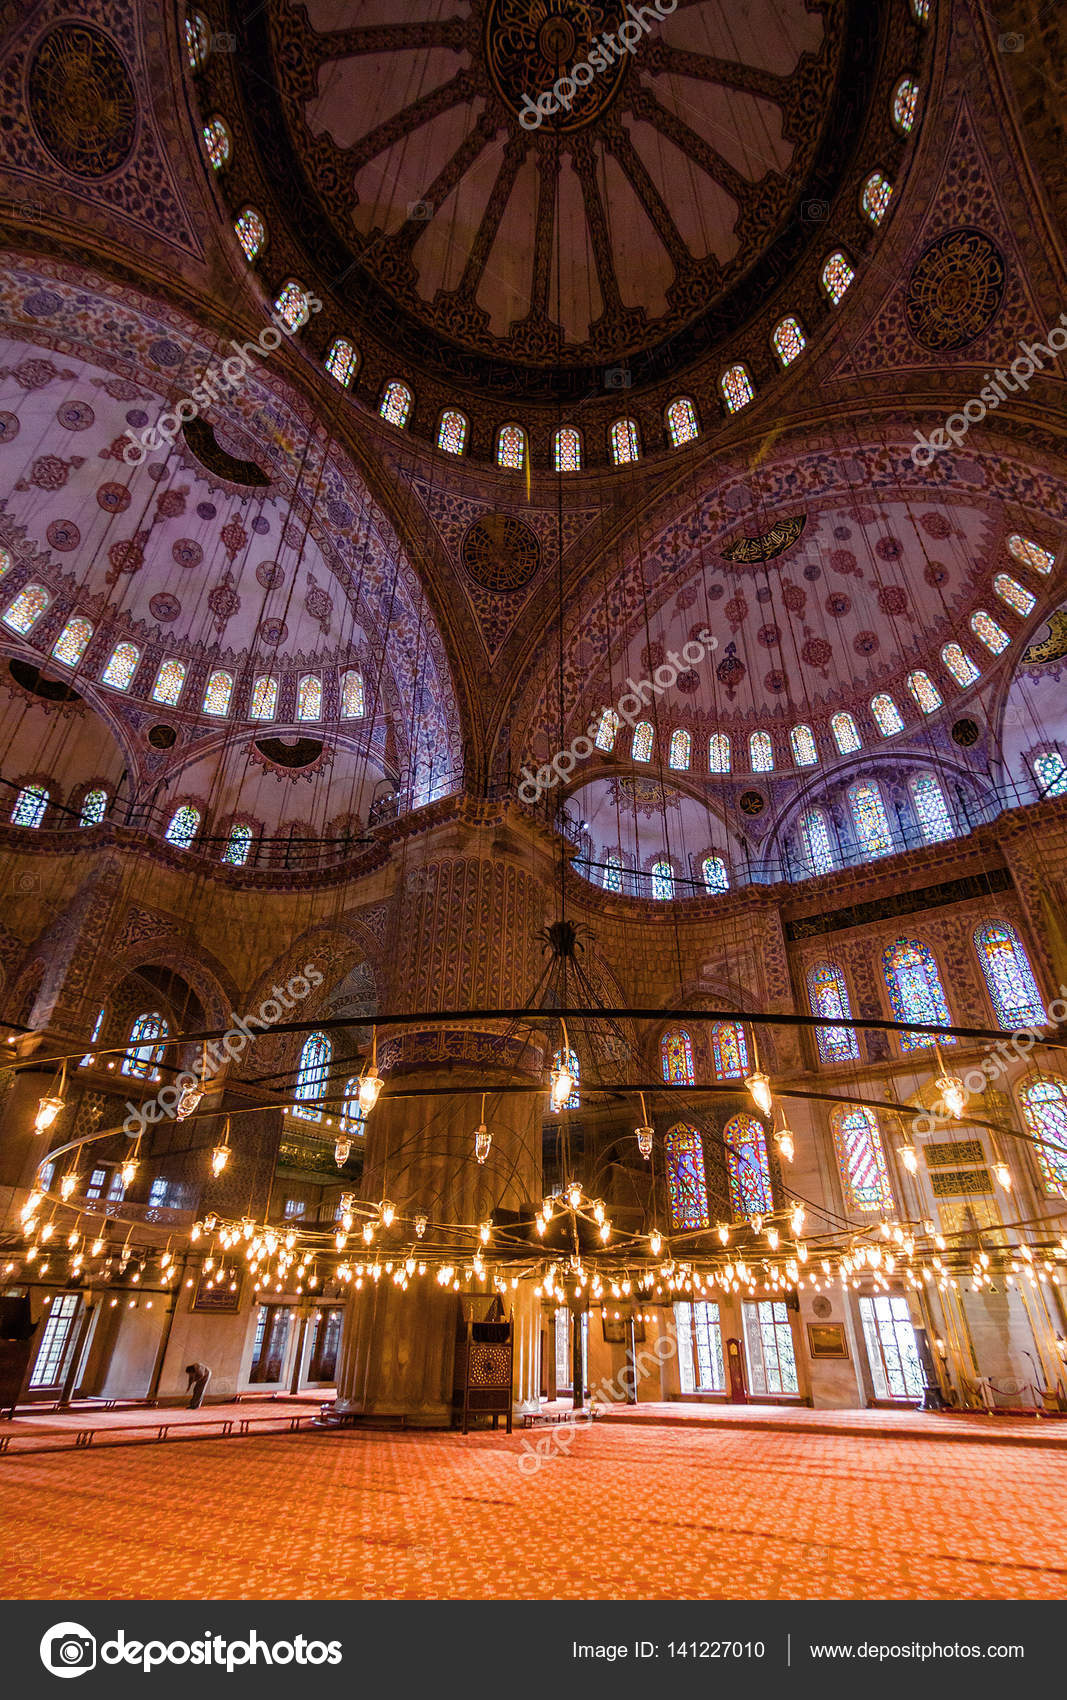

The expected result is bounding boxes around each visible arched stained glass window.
[725,1114,773,1219]
[702,855,729,894]
[711,1021,749,1080]
[772,316,806,366]
[496,424,526,470]
[325,337,357,387]
[822,251,855,304]
[831,1106,892,1212]
[603,853,623,893]
[234,207,265,261]
[720,363,754,412]
[750,731,774,772]
[911,0,930,23]
[661,1029,694,1085]
[595,709,620,752]
[651,859,675,900]
[1019,1077,1067,1196]
[164,804,200,849]
[11,785,48,828]
[186,11,209,67]
[293,1031,331,1121]
[906,670,942,713]
[202,669,232,716]
[80,1004,105,1066]
[974,921,1046,1028]
[434,409,467,455]
[3,584,50,633]
[297,675,322,720]
[801,807,837,875]
[222,823,253,867]
[892,76,919,134]
[341,1079,367,1137]
[708,733,731,773]
[831,711,861,753]
[941,642,980,686]
[553,426,581,471]
[79,788,107,827]
[910,772,954,843]
[665,1125,710,1230]
[871,693,904,735]
[52,617,92,666]
[970,609,1009,654]
[551,1047,580,1110]
[250,675,277,720]
[669,729,691,770]
[665,397,699,445]
[610,418,640,464]
[122,1012,168,1080]
[1007,534,1054,575]
[273,280,310,331]
[882,938,955,1050]
[790,724,818,766]
[152,659,186,706]
[848,779,893,858]
[861,170,893,225]
[0,545,11,577]
[202,116,230,169]
[341,670,364,717]
[380,382,412,427]
[993,573,1034,616]
[1033,749,1067,797]
[632,721,653,762]
[102,642,139,689]
[807,962,860,1062]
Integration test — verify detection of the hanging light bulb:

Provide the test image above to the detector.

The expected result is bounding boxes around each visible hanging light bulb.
[210,1142,229,1177]
[599,1220,611,1243]
[636,1125,653,1159]
[935,1073,967,1119]
[717,1224,730,1246]
[414,1213,427,1239]
[649,1228,663,1257]
[535,1213,546,1237]
[566,1182,581,1210]
[380,1199,395,1228]
[774,1125,795,1164]
[479,1221,491,1245]
[176,1081,204,1122]
[358,1029,383,1113]
[334,1136,352,1168]
[898,1143,919,1175]
[993,1160,1012,1191]
[59,1172,79,1202]
[750,1215,763,1236]
[474,1124,491,1164]
[766,1226,780,1251]
[790,1202,806,1236]
[550,1058,574,1111]
[744,1067,773,1118]
[118,1152,139,1189]
[362,1222,374,1244]
[34,1094,65,1135]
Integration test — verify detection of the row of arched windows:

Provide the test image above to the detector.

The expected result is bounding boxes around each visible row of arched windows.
[800,771,954,874]
[292,1031,367,1132]
[663,1116,774,1230]
[601,853,728,898]
[9,784,109,830]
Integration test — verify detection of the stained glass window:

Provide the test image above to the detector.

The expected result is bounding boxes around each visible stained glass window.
[293,1031,331,1121]
[665,397,699,446]
[892,76,919,134]
[861,170,893,225]
[772,316,806,366]
[3,584,50,633]
[709,733,731,773]
[750,731,774,772]
[941,642,980,686]
[720,363,754,412]
[743,1298,799,1395]
[297,675,322,720]
[554,426,581,471]
[669,729,691,770]
[551,1047,580,1110]
[325,337,357,387]
[661,1029,694,1085]
[882,937,955,1050]
[632,721,653,762]
[871,692,904,735]
[807,962,860,1062]
[438,410,467,455]
[250,675,277,720]
[202,669,232,716]
[0,546,10,577]
[849,779,893,858]
[831,1107,892,1211]
[79,788,107,827]
[1019,1077,1067,1196]
[665,1125,710,1230]
[1033,749,1067,797]
[702,855,729,894]
[993,573,1034,616]
[906,669,942,713]
[202,116,230,169]
[342,1079,367,1136]
[51,616,92,666]
[11,785,48,828]
[611,419,640,464]
[911,0,930,22]
[790,724,818,766]
[910,772,954,843]
[801,807,837,875]
[651,860,675,900]
[603,853,623,893]
[152,659,186,706]
[165,804,200,849]
[970,609,1009,654]
[234,207,265,262]
[102,642,139,689]
[341,670,364,717]
[497,424,526,470]
[595,709,619,752]
[831,711,861,753]
[122,1012,168,1079]
[711,1021,749,1080]
[380,382,412,427]
[80,1005,104,1066]
[725,1115,773,1218]
[222,823,253,866]
[186,12,209,67]
[822,251,855,304]
[273,280,310,331]
[1007,533,1053,575]
[974,921,1046,1028]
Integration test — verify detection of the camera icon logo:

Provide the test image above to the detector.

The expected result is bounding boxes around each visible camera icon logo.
[603,366,631,389]
[800,198,830,222]
[40,1623,97,1679]
[407,200,434,221]
[997,31,1024,52]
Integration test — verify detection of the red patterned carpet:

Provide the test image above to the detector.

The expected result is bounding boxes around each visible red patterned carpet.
[3,1421,1066,1600]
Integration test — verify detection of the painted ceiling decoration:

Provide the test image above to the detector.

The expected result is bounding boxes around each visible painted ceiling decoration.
[720,514,807,565]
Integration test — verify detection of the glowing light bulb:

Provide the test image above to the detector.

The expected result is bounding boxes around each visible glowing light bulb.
[34,1095,64,1135]
[649,1228,662,1257]
[936,1074,967,1119]
[362,1223,374,1245]
[474,1124,492,1164]
[176,1082,204,1122]
[21,1192,42,1221]
[744,1070,773,1117]
[774,1126,795,1164]
[479,1221,491,1245]
[599,1220,611,1243]
[535,1215,546,1237]
[380,1199,395,1228]
[993,1160,1012,1191]
[210,1144,229,1177]
[414,1214,427,1239]
[334,1137,352,1168]
[898,1144,919,1175]
[767,1227,780,1251]
[790,1203,805,1236]
[358,1067,383,1113]
[566,1183,581,1210]
[636,1125,653,1159]
[717,1224,730,1246]
[59,1172,78,1202]
[750,1215,763,1236]
[593,1201,605,1224]
[550,1060,574,1110]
